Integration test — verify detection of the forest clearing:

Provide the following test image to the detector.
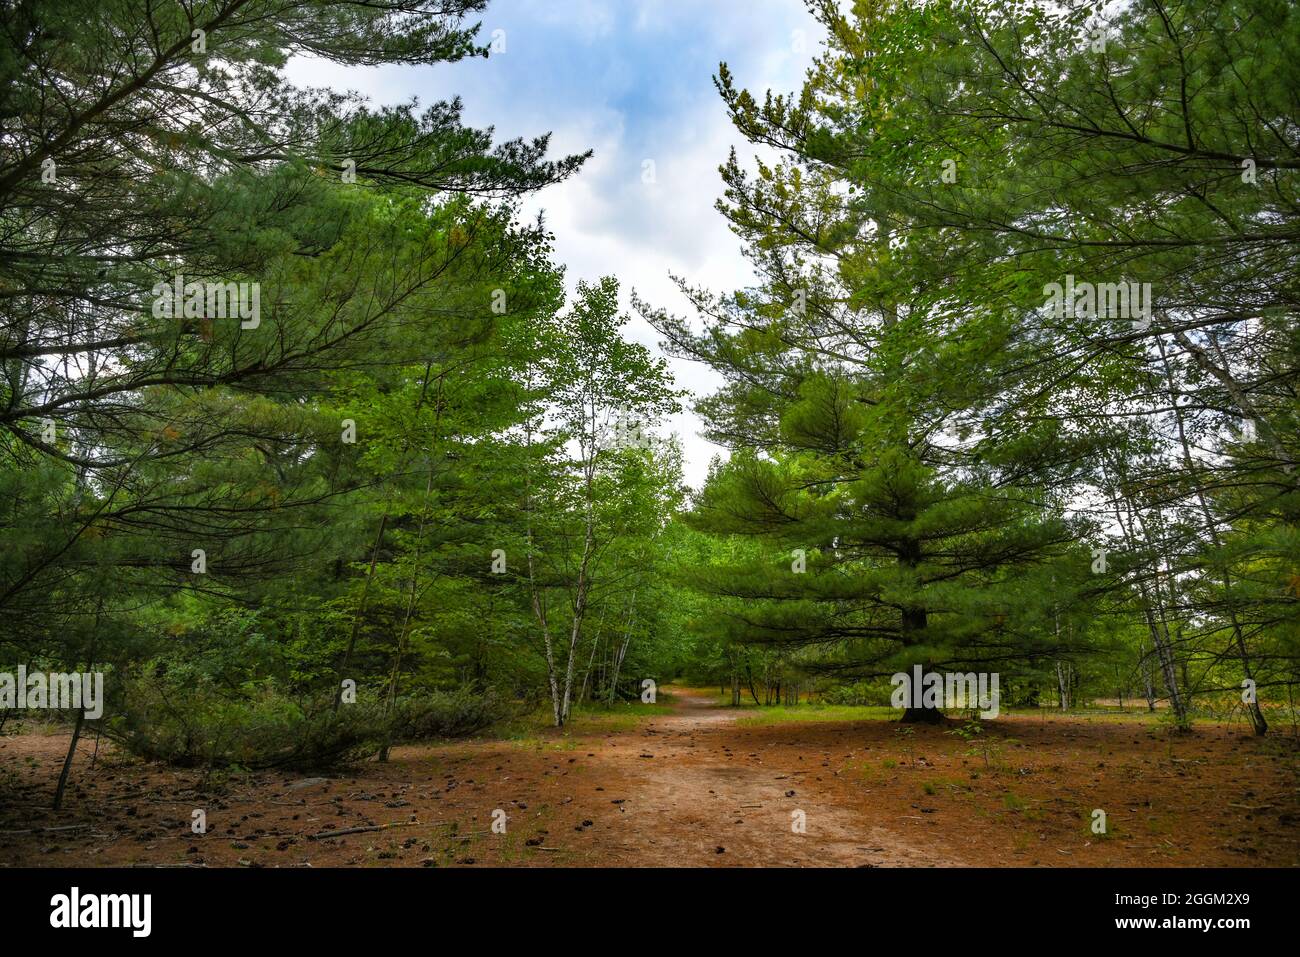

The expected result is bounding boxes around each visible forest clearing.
[2,0,1299,936]
[3,688,1295,868]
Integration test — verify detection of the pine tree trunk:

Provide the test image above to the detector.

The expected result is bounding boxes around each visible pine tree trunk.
[1156,337,1267,734]
[900,598,941,722]
[1104,457,1190,729]
[53,708,85,811]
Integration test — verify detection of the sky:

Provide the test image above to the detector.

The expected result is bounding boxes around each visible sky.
[287,0,825,487]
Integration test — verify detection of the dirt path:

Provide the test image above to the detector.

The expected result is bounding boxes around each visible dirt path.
[1,687,1296,867]
[583,688,957,866]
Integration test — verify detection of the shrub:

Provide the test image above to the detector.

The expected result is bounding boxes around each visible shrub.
[105,669,381,769]
[390,687,513,740]
[106,666,510,769]
[822,680,893,707]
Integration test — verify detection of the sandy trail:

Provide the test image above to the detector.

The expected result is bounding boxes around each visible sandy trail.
[585,688,963,866]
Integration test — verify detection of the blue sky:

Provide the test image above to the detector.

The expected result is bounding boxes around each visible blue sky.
[289,0,824,486]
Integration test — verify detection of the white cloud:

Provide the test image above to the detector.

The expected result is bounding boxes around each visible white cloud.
[285,0,825,487]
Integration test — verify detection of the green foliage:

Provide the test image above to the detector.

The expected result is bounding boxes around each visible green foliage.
[644,0,1299,726]
[390,688,515,741]
[107,667,383,770]
[2,0,1297,779]
[107,664,511,769]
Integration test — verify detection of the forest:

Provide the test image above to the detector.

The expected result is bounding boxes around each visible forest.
[0,0,1297,874]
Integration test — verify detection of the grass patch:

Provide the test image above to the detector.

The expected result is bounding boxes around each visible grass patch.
[735,704,896,727]
[497,692,676,745]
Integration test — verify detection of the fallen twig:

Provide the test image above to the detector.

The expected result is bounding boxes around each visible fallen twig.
[0,824,92,835]
[308,821,429,841]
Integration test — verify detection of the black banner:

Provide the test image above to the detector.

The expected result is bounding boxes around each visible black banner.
[0,866,1284,943]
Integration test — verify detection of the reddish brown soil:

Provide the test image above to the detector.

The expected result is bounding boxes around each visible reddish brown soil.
[1,689,1297,868]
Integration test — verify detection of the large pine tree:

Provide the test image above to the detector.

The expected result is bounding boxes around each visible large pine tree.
[638,0,1107,721]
